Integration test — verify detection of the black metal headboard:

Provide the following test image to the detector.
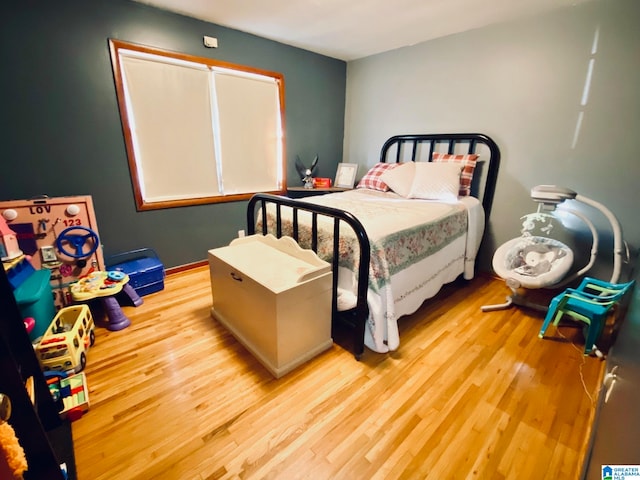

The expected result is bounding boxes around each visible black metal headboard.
[379,133,500,217]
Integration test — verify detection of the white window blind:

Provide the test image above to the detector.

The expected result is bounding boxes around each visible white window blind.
[111,40,285,210]
[121,54,219,202]
[212,68,282,195]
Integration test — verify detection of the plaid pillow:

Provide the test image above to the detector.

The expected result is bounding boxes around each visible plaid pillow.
[356,163,401,192]
[432,153,479,196]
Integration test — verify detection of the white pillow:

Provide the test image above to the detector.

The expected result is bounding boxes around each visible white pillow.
[379,162,415,197]
[408,162,462,201]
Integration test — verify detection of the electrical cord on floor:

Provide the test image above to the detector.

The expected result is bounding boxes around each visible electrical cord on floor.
[555,327,602,407]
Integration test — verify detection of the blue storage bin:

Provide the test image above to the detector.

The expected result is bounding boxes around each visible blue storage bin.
[106,248,165,297]
[5,256,36,290]
[13,269,55,343]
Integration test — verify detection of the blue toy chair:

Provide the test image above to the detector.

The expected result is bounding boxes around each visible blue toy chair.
[538,277,635,354]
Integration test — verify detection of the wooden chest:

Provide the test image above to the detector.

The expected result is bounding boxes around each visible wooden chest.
[208,234,332,378]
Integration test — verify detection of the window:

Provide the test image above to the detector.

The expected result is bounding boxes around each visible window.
[41,349,67,360]
[109,39,286,210]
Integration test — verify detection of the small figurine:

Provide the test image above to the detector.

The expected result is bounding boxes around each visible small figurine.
[295,155,319,189]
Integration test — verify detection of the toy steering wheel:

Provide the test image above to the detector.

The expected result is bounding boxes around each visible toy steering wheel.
[56,226,100,259]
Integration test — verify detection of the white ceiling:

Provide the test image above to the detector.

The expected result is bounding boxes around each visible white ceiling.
[132,0,588,61]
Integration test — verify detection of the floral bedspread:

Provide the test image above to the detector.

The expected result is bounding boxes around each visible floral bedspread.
[260,189,468,293]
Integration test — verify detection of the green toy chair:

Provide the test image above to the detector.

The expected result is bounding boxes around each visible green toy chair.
[538,277,635,355]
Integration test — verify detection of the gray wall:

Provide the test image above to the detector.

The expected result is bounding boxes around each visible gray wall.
[344,0,640,280]
[1,0,346,268]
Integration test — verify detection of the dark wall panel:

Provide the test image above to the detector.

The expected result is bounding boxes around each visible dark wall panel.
[1,0,346,268]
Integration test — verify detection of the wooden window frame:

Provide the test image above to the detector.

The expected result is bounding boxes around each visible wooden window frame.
[109,39,286,211]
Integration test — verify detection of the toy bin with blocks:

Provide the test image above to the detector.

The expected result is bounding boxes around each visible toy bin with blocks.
[44,370,90,422]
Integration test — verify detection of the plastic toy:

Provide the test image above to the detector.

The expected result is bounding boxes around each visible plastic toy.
[44,370,90,422]
[69,270,142,331]
[23,316,35,335]
[106,248,165,297]
[0,215,22,261]
[0,195,106,309]
[70,270,131,301]
[36,304,95,373]
[55,225,100,269]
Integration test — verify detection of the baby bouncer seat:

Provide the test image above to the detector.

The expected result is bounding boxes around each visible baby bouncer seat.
[481,214,578,312]
[481,185,609,312]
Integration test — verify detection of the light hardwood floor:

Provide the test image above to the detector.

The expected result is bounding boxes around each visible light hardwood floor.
[72,266,606,480]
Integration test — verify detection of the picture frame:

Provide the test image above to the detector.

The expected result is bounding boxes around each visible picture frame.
[334,163,358,188]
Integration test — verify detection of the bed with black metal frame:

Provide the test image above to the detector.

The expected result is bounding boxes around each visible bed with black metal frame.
[247,133,500,359]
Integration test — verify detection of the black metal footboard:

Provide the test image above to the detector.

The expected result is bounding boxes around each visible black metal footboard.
[246,193,371,359]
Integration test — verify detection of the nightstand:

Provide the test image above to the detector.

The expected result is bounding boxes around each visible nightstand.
[286,187,351,198]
